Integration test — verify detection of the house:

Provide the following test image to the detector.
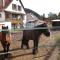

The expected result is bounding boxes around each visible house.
[0,22,11,30]
[51,19,60,30]
[52,19,60,26]
[25,13,38,28]
[0,0,26,29]
[24,8,43,28]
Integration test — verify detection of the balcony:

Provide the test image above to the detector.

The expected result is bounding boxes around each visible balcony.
[6,19,23,24]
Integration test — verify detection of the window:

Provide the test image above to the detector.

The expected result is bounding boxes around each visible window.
[5,13,10,19]
[12,24,17,29]
[26,23,34,28]
[20,15,24,20]
[0,14,1,18]
[18,6,21,11]
[12,4,16,10]
[12,14,18,19]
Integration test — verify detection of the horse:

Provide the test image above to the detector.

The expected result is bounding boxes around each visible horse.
[21,22,50,54]
[0,26,12,52]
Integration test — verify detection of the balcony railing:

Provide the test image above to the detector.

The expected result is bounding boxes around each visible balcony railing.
[6,19,23,24]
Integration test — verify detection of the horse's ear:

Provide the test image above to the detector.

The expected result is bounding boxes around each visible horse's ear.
[2,26,4,29]
[44,22,47,25]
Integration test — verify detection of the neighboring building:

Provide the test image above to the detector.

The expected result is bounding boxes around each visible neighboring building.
[52,19,60,30]
[52,19,60,26]
[25,13,39,28]
[24,8,42,28]
[0,22,11,30]
[0,0,26,29]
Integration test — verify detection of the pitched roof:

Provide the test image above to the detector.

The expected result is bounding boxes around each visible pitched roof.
[26,13,34,20]
[24,8,41,22]
[0,0,3,11]
[0,0,25,12]
[4,0,12,8]
[19,0,25,10]
[24,8,41,20]
[0,0,12,11]
[0,5,3,11]
[26,13,39,23]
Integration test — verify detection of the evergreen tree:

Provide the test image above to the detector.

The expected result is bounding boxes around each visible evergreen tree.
[48,12,57,20]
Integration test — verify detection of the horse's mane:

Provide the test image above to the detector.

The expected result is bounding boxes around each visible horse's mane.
[1,26,9,34]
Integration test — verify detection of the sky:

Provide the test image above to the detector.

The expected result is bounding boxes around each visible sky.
[21,0,60,17]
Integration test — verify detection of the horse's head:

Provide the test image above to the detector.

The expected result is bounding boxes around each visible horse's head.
[35,23,50,37]
[1,26,9,34]
[41,23,50,37]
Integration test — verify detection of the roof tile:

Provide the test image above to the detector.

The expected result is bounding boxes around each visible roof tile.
[0,0,12,11]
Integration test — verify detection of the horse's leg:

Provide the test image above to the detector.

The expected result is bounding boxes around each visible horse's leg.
[25,40,29,49]
[21,38,29,49]
[33,38,39,54]
[4,42,10,58]
[2,41,10,52]
[6,43,10,52]
[21,38,24,49]
[3,45,6,52]
[1,41,7,52]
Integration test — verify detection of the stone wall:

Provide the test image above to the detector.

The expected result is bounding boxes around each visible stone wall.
[11,31,23,41]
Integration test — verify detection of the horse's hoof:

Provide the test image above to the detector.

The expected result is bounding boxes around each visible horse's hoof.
[32,50,38,55]
[32,49,38,55]
[32,51,37,55]
[26,47,29,49]
[4,50,6,52]
[21,48,23,49]
[5,58,8,60]
[21,45,23,49]
[21,47,23,49]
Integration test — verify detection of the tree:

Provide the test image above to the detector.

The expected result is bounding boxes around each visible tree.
[43,14,45,20]
[57,12,60,19]
[48,12,57,20]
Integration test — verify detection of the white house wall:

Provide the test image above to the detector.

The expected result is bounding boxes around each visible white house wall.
[4,0,26,27]
[0,22,11,30]
[23,14,26,27]
[0,11,5,21]
[4,0,26,14]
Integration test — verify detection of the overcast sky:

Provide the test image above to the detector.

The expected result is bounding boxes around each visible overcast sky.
[22,0,60,17]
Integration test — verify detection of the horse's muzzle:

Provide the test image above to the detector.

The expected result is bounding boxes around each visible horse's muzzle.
[46,32,50,37]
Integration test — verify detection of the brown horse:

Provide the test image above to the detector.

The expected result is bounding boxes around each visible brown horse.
[21,22,50,54]
[0,26,12,52]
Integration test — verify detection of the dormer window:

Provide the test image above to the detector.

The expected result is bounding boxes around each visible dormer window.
[18,5,21,11]
[12,4,17,10]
